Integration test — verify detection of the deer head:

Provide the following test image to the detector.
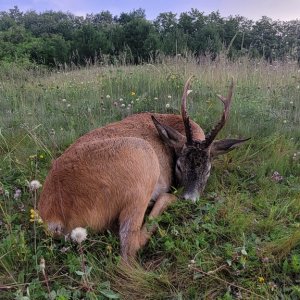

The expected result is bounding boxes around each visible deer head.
[152,77,249,202]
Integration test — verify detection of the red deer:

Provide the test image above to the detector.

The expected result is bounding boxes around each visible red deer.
[38,77,249,260]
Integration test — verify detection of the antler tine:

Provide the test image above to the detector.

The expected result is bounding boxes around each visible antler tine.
[205,78,234,146]
[181,75,194,145]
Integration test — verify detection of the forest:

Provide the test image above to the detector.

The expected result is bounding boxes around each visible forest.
[0,6,300,66]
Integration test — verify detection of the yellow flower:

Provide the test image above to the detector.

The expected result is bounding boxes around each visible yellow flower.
[39,154,44,159]
[131,91,136,96]
[258,276,265,283]
[29,208,43,223]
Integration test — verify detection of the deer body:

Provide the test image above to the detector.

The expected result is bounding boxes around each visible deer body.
[39,78,249,260]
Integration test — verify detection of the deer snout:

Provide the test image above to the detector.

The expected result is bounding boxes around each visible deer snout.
[181,192,199,202]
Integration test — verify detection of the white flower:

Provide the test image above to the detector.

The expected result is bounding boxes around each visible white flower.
[67,104,71,108]
[154,97,158,100]
[29,180,42,191]
[290,101,294,104]
[71,227,87,243]
[106,95,111,99]
[187,90,193,95]
[131,101,134,104]
[119,98,124,102]
[62,98,67,102]
[283,120,287,124]
[167,95,172,99]
[127,104,131,108]
[121,103,125,108]
[165,103,170,108]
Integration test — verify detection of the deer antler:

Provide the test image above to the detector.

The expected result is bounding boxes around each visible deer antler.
[181,75,194,145]
[204,78,234,147]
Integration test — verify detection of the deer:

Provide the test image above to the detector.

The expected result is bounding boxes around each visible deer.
[38,77,249,261]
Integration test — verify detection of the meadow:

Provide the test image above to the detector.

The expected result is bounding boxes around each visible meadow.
[0,56,300,299]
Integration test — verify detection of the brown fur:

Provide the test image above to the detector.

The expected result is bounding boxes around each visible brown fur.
[38,113,204,259]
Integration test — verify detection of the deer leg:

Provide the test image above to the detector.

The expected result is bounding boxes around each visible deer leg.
[118,205,148,261]
[140,193,177,248]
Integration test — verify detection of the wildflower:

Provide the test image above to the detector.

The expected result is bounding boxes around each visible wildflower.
[106,244,112,254]
[131,91,136,96]
[30,208,43,223]
[166,103,170,108]
[67,103,71,108]
[121,103,125,108]
[62,98,67,102]
[268,281,277,291]
[29,180,42,191]
[71,227,87,244]
[39,154,44,159]
[131,100,134,104]
[258,276,265,283]
[154,97,158,100]
[127,104,131,108]
[39,257,46,273]
[167,95,172,99]
[187,90,193,95]
[271,171,283,182]
[119,98,124,102]
[14,189,22,199]
[283,120,287,124]
[190,259,195,264]
[290,101,294,104]
[297,85,300,89]
[136,98,139,101]
[106,95,111,99]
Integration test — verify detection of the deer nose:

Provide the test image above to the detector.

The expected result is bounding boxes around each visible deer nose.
[182,192,198,202]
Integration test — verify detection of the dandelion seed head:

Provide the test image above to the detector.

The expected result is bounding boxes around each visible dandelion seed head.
[29,180,42,191]
[71,227,87,244]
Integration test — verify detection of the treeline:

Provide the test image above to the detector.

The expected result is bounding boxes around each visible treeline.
[0,6,299,66]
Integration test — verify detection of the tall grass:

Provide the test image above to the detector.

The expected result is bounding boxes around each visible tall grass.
[0,56,300,299]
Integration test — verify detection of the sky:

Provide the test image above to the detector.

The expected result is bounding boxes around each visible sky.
[0,0,299,21]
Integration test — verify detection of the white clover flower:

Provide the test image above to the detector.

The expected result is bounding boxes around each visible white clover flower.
[106,95,111,99]
[167,95,172,99]
[67,103,71,108]
[62,98,67,102]
[154,97,158,100]
[283,120,287,124]
[29,180,42,191]
[165,103,170,108]
[14,189,22,199]
[119,98,124,102]
[71,227,87,244]
[131,100,134,104]
[121,103,125,108]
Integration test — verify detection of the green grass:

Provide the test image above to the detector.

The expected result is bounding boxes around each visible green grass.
[0,56,300,299]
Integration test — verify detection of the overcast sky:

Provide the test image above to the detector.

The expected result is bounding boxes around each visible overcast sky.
[1,0,299,21]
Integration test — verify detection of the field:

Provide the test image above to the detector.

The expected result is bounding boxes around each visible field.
[0,56,300,299]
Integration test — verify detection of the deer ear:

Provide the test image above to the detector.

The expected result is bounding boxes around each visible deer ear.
[210,138,250,157]
[151,115,185,151]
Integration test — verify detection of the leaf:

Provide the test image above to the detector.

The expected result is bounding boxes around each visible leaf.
[75,270,85,276]
[100,289,120,299]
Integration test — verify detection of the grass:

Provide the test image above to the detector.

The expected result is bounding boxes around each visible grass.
[0,55,300,299]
